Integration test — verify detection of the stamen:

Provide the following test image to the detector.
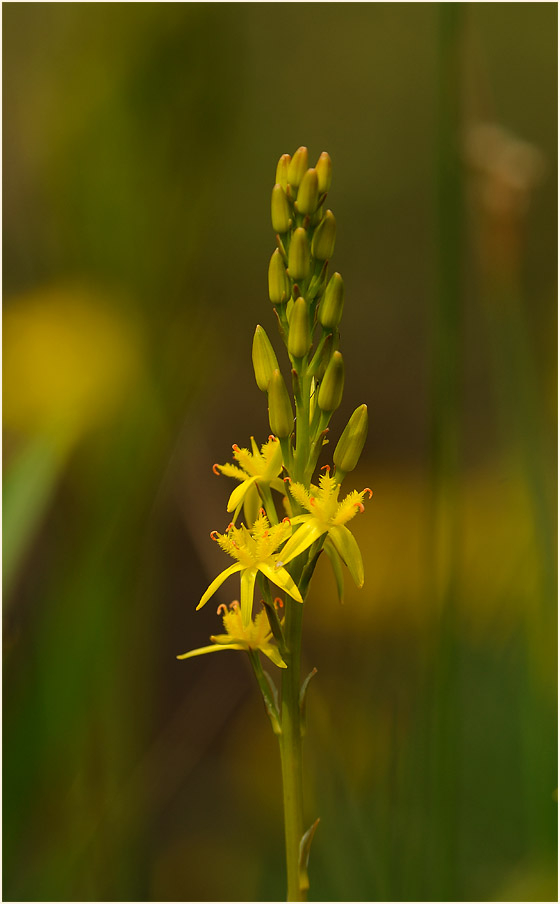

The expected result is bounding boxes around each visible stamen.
[216,603,228,616]
[309,497,316,506]
[212,464,221,475]
[363,487,373,499]
[260,507,267,516]
[226,522,234,531]
[274,597,284,609]
[355,502,365,513]
[268,434,276,442]
[230,600,240,611]
[232,443,240,452]
[320,464,331,472]
[210,530,220,541]
[282,517,291,525]
[283,476,292,484]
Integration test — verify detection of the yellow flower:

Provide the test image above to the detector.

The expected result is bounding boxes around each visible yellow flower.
[197,511,302,625]
[213,436,284,514]
[178,601,286,668]
[281,471,372,587]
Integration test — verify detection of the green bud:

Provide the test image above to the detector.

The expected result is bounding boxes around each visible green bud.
[252,325,280,391]
[333,404,368,474]
[311,209,336,261]
[318,350,345,412]
[268,369,294,438]
[271,184,291,233]
[288,297,311,359]
[288,227,310,280]
[287,146,308,188]
[296,168,319,215]
[318,272,345,329]
[276,154,291,191]
[268,249,290,304]
[316,151,332,193]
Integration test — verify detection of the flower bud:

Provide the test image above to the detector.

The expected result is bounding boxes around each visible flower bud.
[311,210,336,261]
[333,404,368,474]
[316,151,332,193]
[318,272,345,329]
[252,325,280,391]
[287,146,308,188]
[276,154,291,191]
[318,350,345,412]
[288,297,311,359]
[296,168,319,215]
[268,249,290,304]
[268,369,294,438]
[271,184,291,233]
[288,227,310,280]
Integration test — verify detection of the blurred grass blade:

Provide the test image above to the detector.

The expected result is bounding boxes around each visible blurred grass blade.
[3,437,63,593]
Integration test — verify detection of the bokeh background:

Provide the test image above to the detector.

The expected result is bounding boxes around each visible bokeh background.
[3,4,557,902]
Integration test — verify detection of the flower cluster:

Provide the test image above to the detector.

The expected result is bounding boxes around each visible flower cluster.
[178,147,371,671]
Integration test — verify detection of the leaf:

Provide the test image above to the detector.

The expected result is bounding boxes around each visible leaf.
[299,817,320,893]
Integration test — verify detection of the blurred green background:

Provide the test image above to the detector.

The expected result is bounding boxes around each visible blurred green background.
[3,3,557,901]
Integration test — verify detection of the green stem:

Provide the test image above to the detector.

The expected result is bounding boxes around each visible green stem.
[279,596,306,901]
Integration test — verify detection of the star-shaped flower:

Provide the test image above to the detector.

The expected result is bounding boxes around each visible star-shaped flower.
[178,601,286,668]
[281,471,372,587]
[213,436,284,514]
[197,511,302,625]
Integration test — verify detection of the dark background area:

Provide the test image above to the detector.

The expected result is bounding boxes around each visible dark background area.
[3,4,557,901]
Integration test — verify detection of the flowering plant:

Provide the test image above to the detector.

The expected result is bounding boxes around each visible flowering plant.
[179,147,370,901]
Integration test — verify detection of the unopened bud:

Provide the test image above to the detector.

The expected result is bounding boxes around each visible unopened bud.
[271,184,291,233]
[316,152,332,193]
[276,154,291,191]
[318,272,345,329]
[333,404,368,474]
[268,369,294,438]
[318,350,345,412]
[288,227,310,280]
[288,146,308,188]
[253,325,280,391]
[311,210,336,261]
[268,249,290,304]
[288,297,311,359]
[296,169,319,215]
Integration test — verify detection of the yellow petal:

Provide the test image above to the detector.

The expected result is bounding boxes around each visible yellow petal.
[259,562,303,603]
[278,520,325,566]
[328,524,364,588]
[240,567,258,626]
[261,643,287,668]
[196,562,245,610]
[227,475,258,513]
[177,643,244,660]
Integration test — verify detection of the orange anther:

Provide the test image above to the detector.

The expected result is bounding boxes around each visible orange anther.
[320,464,331,472]
[263,530,269,538]
[355,502,365,513]
[226,522,234,531]
[309,497,316,505]
[212,464,221,475]
[268,434,276,442]
[210,530,220,540]
[230,600,240,611]
[216,603,228,616]
[283,476,291,483]
[274,597,284,608]
[363,487,373,499]
[260,507,267,516]
[282,517,291,524]
[232,443,240,452]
